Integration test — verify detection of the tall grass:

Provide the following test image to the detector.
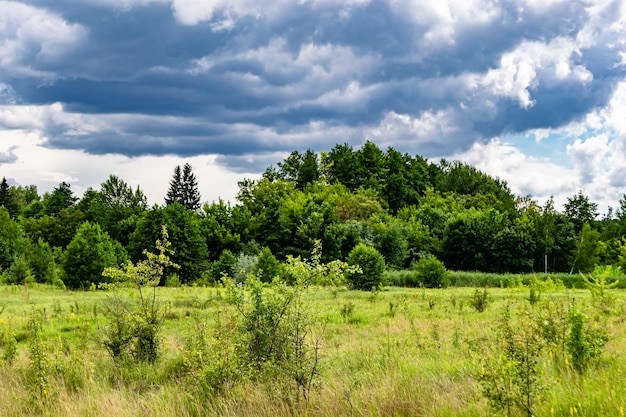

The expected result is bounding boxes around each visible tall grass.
[387,269,626,289]
[0,283,624,416]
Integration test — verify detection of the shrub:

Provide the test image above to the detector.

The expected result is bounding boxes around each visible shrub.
[414,254,449,288]
[469,288,490,313]
[253,247,282,283]
[233,253,257,284]
[346,244,386,290]
[212,249,237,281]
[62,222,121,289]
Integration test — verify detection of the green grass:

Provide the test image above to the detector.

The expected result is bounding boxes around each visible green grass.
[386,269,626,289]
[0,282,625,416]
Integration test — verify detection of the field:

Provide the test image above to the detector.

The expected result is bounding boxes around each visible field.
[0,280,625,417]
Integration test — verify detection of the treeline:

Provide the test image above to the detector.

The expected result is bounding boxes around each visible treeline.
[1,141,626,289]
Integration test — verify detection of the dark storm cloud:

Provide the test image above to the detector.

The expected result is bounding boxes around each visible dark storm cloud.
[1,0,625,170]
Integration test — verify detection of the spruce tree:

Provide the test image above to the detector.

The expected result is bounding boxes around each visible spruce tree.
[181,163,201,211]
[165,165,183,207]
[165,163,201,210]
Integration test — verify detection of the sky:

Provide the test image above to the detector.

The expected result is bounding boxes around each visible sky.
[1,0,626,213]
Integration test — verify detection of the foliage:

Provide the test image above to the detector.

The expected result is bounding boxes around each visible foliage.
[570,223,602,273]
[0,177,19,217]
[128,203,207,284]
[165,163,201,211]
[413,254,449,288]
[580,265,620,299]
[62,222,124,289]
[4,254,35,285]
[224,274,322,401]
[282,240,359,286]
[26,310,52,408]
[102,225,180,363]
[566,306,609,373]
[253,247,282,283]
[210,249,237,282]
[345,243,386,290]
[44,182,78,216]
[469,288,490,312]
[564,190,598,233]
[476,306,545,417]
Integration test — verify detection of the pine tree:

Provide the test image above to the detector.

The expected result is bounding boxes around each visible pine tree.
[0,177,12,212]
[165,163,200,211]
[181,163,201,211]
[165,165,183,206]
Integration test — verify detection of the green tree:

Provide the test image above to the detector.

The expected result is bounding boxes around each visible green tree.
[201,199,241,260]
[128,203,207,284]
[22,208,85,249]
[78,175,147,246]
[345,243,386,290]
[323,143,361,191]
[356,141,387,192]
[253,247,282,283]
[570,223,602,274]
[441,209,535,273]
[414,254,449,288]
[25,238,59,284]
[0,207,27,271]
[437,160,516,212]
[165,163,201,210]
[564,191,598,233]
[44,182,78,216]
[370,215,408,269]
[0,177,18,217]
[62,222,125,289]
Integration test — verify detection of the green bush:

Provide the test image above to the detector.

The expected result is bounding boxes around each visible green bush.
[346,244,386,290]
[62,222,121,289]
[253,247,282,283]
[414,254,449,288]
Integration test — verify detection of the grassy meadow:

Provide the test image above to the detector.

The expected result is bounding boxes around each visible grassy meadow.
[0,280,625,417]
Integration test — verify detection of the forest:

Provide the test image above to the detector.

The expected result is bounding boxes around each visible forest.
[1,141,624,289]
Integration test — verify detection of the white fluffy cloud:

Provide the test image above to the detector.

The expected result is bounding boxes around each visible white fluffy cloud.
[474,37,593,109]
[0,1,86,77]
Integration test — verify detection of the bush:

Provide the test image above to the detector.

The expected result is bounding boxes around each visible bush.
[211,249,237,281]
[346,244,386,290]
[414,254,448,288]
[62,222,121,289]
[253,247,282,283]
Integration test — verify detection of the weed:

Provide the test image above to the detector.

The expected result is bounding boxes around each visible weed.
[102,225,179,363]
[26,310,53,409]
[340,302,355,323]
[469,288,490,313]
[2,320,17,363]
[566,305,609,373]
[476,305,545,417]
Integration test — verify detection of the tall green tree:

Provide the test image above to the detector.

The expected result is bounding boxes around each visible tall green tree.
[128,203,207,284]
[564,190,598,233]
[78,175,147,245]
[569,223,602,274]
[0,177,18,217]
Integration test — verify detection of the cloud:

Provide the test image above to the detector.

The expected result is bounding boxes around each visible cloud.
[0,0,625,208]
[0,1,87,78]
[0,145,18,164]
